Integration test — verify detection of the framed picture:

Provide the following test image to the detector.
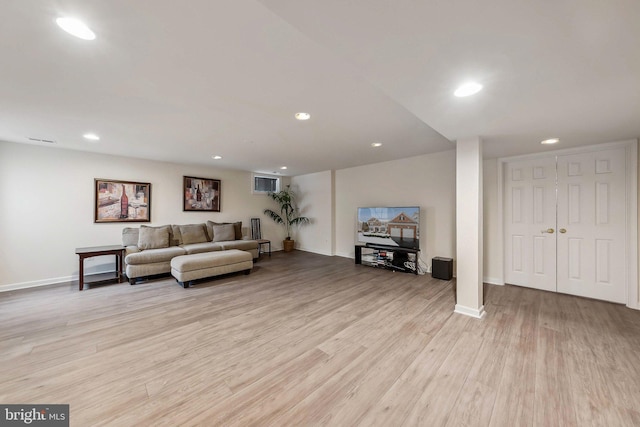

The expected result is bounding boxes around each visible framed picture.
[183,176,220,212]
[94,179,151,223]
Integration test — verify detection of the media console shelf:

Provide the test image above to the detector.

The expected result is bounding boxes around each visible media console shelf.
[355,244,420,275]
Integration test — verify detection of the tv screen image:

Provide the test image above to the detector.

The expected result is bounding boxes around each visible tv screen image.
[357,206,420,250]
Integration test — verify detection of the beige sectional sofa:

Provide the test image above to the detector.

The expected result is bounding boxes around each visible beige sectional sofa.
[123,221,259,284]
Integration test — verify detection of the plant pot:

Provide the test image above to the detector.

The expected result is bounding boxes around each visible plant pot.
[283,239,295,252]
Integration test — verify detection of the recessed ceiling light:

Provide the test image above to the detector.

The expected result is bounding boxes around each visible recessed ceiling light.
[541,138,560,145]
[56,17,96,40]
[295,112,311,120]
[83,133,100,141]
[454,82,483,97]
[371,142,382,147]
[280,166,287,170]
[212,155,223,160]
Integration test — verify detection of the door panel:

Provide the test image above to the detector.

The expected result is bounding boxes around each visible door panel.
[556,147,626,303]
[504,157,557,292]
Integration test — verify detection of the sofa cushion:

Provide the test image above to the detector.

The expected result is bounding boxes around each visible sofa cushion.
[122,227,140,247]
[212,224,236,242]
[218,240,259,252]
[126,262,172,279]
[181,242,224,255]
[171,225,183,246]
[232,222,242,239]
[138,225,170,250]
[179,223,208,245]
[207,221,242,241]
[125,246,186,265]
[125,246,140,256]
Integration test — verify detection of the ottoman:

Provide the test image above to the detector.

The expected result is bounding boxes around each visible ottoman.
[170,249,253,288]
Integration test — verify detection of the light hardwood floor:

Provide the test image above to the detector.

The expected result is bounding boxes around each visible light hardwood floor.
[1,251,640,426]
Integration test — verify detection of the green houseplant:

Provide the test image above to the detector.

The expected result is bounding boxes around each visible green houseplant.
[263,185,310,252]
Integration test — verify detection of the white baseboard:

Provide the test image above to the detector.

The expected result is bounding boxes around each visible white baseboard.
[334,251,354,259]
[295,247,334,257]
[483,277,504,285]
[0,276,73,292]
[454,304,486,319]
[0,269,112,293]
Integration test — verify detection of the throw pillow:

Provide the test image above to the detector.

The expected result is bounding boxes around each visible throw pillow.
[232,221,242,240]
[142,224,177,246]
[212,224,236,242]
[207,220,242,241]
[138,226,170,250]
[122,227,139,247]
[179,223,208,245]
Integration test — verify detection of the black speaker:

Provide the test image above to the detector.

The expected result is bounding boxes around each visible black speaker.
[432,257,453,280]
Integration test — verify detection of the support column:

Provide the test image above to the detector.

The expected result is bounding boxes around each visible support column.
[455,137,485,318]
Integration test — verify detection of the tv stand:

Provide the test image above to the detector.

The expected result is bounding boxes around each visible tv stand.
[355,244,419,275]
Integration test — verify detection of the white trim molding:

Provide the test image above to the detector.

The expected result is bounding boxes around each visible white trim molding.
[296,247,334,257]
[454,304,486,319]
[483,277,504,286]
[0,268,120,293]
[0,275,74,292]
[626,140,639,309]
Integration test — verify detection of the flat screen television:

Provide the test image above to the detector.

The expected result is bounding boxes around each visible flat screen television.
[357,206,420,250]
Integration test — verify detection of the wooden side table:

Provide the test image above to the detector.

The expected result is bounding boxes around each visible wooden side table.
[256,239,271,257]
[75,245,125,291]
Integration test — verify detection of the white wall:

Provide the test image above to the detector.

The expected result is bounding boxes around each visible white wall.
[334,150,457,270]
[483,158,502,284]
[290,170,334,256]
[0,141,287,290]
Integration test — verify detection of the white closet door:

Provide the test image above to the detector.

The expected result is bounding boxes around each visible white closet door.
[556,147,627,303]
[504,157,557,292]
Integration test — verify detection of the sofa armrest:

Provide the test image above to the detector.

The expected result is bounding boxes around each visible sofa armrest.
[125,245,141,256]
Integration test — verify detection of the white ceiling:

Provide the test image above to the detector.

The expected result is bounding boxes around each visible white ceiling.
[1,0,638,176]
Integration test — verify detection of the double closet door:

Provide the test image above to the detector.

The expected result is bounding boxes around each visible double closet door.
[504,146,627,303]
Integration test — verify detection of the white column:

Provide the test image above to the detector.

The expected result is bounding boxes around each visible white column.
[455,137,485,318]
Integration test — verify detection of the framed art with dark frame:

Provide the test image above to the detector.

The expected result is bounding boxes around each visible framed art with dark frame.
[94,179,151,223]
[183,176,220,212]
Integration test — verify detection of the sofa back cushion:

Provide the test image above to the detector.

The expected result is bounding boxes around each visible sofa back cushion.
[211,224,236,242]
[179,223,209,245]
[122,227,140,247]
[170,225,183,246]
[207,220,242,241]
[138,225,170,250]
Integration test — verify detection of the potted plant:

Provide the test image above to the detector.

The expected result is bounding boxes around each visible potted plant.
[263,185,310,252]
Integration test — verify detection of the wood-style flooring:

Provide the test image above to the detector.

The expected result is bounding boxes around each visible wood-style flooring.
[1,251,640,426]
